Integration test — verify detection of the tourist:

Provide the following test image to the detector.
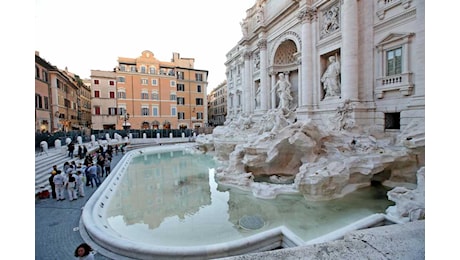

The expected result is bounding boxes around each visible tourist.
[53,171,66,201]
[87,163,101,188]
[75,170,85,197]
[63,161,71,174]
[103,157,111,177]
[83,145,88,158]
[74,243,94,260]
[66,171,78,201]
[48,165,58,199]
[97,154,105,177]
[68,142,75,158]
[78,145,85,159]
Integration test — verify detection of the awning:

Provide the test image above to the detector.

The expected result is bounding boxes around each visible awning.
[122,122,131,126]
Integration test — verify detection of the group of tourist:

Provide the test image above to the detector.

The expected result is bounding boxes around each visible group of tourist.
[47,143,126,202]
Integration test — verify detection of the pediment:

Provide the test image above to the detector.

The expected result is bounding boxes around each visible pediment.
[377,32,414,47]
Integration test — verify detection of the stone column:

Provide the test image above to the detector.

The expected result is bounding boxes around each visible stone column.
[243,51,252,114]
[271,72,276,109]
[341,0,359,100]
[298,7,316,108]
[258,39,269,111]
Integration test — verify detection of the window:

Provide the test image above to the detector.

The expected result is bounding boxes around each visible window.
[94,91,100,98]
[94,80,100,85]
[197,112,203,119]
[130,66,136,72]
[152,79,158,86]
[108,107,117,115]
[177,84,185,91]
[197,85,202,93]
[195,73,203,81]
[44,96,49,109]
[177,97,185,105]
[196,98,203,105]
[170,93,176,101]
[35,94,42,109]
[140,66,146,73]
[149,67,156,74]
[109,91,115,99]
[141,78,148,85]
[118,106,127,115]
[117,77,125,83]
[151,91,159,100]
[153,106,158,116]
[141,91,149,99]
[109,80,114,86]
[141,107,149,116]
[42,71,48,82]
[178,112,185,119]
[35,66,40,78]
[170,80,176,87]
[120,65,126,71]
[375,33,414,98]
[95,106,101,115]
[385,112,400,130]
[117,91,126,99]
[177,71,184,80]
[171,107,177,116]
[386,48,402,76]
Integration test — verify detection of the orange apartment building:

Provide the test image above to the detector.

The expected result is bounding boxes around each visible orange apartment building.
[111,50,208,130]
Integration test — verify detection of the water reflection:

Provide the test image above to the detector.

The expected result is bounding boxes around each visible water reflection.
[106,151,394,246]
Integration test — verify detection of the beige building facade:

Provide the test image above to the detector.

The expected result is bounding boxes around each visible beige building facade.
[225,0,424,132]
[208,81,228,126]
[90,70,118,130]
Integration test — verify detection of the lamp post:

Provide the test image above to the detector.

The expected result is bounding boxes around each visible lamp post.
[123,111,130,131]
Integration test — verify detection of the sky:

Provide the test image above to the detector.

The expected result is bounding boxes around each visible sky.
[35,0,256,93]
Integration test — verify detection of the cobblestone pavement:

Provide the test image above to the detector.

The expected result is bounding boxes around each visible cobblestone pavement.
[35,152,125,260]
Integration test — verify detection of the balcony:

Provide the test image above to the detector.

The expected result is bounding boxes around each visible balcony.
[375,72,413,99]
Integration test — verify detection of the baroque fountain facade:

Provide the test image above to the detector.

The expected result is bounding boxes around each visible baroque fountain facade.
[198,0,425,223]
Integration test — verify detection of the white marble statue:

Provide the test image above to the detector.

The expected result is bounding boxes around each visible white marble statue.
[272,73,293,110]
[255,86,261,109]
[321,55,341,98]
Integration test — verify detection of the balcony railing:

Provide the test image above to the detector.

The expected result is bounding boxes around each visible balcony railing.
[375,72,413,99]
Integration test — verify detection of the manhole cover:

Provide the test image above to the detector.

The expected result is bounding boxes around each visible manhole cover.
[238,215,265,230]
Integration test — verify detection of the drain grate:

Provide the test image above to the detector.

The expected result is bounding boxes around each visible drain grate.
[239,215,265,230]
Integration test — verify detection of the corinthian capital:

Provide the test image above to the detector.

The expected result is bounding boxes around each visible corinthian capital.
[243,51,252,60]
[257,39,267,49]
[298,7,317,23]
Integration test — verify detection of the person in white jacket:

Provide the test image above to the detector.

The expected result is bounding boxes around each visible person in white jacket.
[53,172,66,201]
[75,170,85,197]
[66,171,78,201]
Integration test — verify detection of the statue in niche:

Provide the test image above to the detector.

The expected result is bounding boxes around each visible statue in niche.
[272,73,293,110]
[254,52,260,70]
[321,55,341,98]
[255,86,261,109]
